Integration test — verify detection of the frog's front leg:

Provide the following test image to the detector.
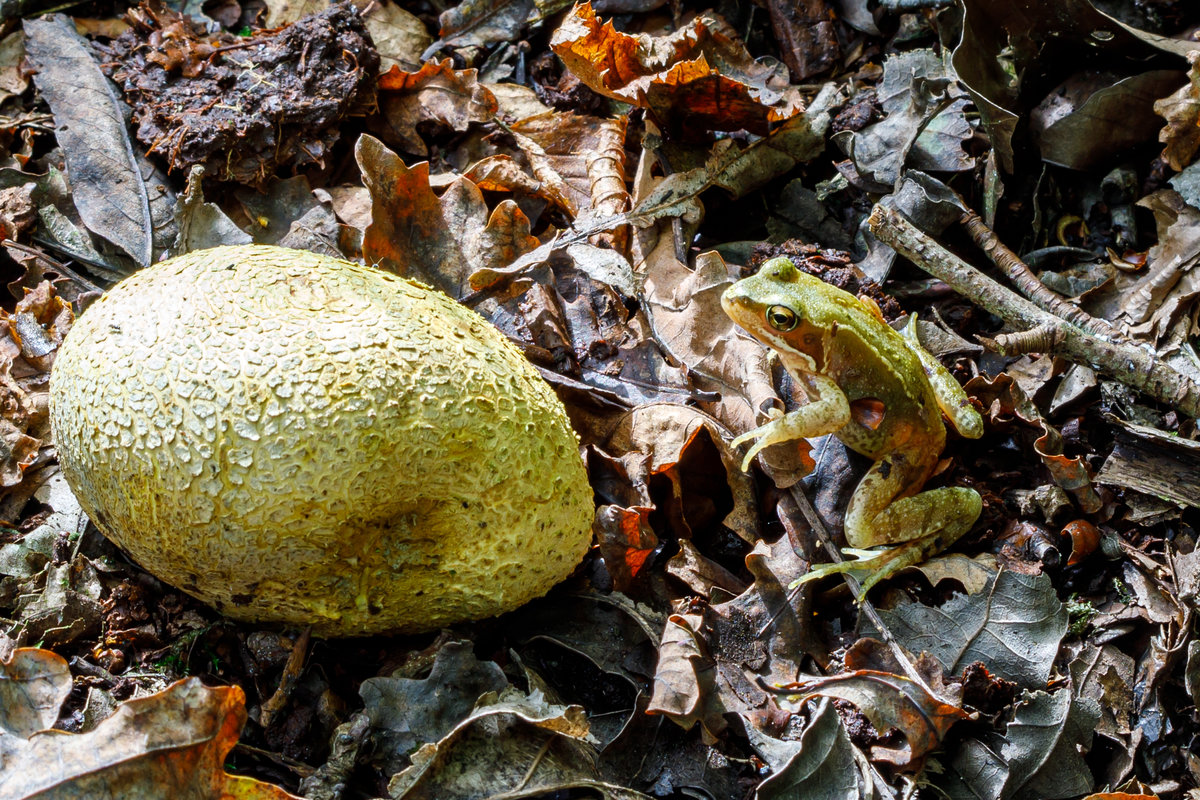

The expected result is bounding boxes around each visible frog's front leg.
[793,446,981,596]
[732,373,849,471]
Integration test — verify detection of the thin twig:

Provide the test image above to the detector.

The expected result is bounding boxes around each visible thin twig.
[868,204,1200,419]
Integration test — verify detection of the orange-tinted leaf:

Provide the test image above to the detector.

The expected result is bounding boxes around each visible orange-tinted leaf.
[373,60,498,156]
[551,3,804,135]
[1,676,302,798]
[595,504,659,591]
[0,647,70,737]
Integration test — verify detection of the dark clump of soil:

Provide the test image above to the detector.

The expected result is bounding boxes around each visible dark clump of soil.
[102,0,379,186]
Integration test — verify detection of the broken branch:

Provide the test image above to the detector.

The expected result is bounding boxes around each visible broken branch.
[868,204,1200,419]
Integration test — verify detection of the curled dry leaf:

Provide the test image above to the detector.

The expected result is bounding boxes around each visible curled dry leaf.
[386,689,598,799]
[601,403,759,543]
[645,608,721,733]
[373,60,499,156]
[0,670,302,799]
[967,373,1101,514]
[1155,51,1200,171]
[551,3,804,135]
[0,280,72,492]
[778,670,968,766]
[1118,190,1200,351]
[509,112,630,218]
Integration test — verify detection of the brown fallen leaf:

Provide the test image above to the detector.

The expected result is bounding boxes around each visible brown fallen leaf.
[602,402,759,543]
[509,112,630,219]
[372,60,499,156]
[551,3,804,136]
[764,0,840,81]
[431,0,533,54]
[645,608,720,733]
[0,647,71,737]
[0,667,302,799]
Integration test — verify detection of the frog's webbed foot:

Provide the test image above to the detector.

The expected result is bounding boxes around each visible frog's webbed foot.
[789,541,937,600]
[793,486,983,600]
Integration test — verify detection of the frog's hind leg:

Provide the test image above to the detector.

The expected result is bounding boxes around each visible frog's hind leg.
[792,451,981,597]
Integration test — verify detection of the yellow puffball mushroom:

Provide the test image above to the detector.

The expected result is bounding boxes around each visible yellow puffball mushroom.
[49,244,594,636]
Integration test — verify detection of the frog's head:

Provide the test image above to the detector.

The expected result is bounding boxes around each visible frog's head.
[722,257,835,371]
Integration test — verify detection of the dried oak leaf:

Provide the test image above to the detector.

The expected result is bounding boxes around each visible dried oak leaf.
[372,60,499,156]
[551,2,804,136]
[103,1,379,186]
[0,671,302,798]
[356,134,538,297]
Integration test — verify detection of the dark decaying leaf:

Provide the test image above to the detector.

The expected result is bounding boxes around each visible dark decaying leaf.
[780,670,967,766]
[953,0,1197,172]
[939,687,1100,800]
[1030,70,1184,170]
[386,689,600,799]
[968,374,1102,514]
[360,640,508,771]
[23,15,153,267]
[764,0,839,81]
[746,700,863,800]
[431,0,534,55]
[863,570,1068,690]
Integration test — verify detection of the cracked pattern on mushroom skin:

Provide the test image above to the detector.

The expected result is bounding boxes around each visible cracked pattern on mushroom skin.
[49,244,594,636]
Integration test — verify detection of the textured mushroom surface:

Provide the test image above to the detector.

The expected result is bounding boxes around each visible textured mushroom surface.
[50,244,593,636]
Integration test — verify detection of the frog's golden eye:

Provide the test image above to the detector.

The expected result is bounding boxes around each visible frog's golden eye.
[766,305,799,331]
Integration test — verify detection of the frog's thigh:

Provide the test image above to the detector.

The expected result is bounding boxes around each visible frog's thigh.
[843,451,980,548]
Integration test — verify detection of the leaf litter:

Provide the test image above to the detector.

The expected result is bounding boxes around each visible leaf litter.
[2,0,1200,798]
